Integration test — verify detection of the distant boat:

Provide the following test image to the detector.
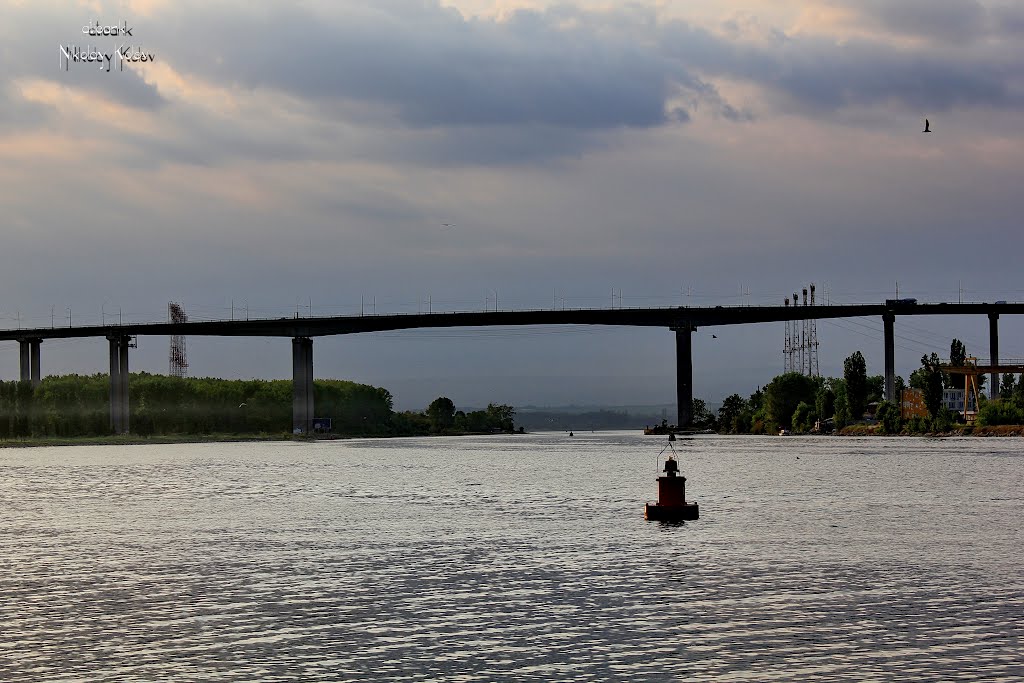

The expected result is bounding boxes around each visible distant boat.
[644,420,676,436]
[779,428,791,436]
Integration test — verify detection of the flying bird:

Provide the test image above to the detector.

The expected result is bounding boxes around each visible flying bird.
[441,223,455,228]
[922,119,931,133]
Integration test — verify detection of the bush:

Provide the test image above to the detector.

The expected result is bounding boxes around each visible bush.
[905,416,930,434]
[977,401,1024,427]
[931,409,955,433]
[875,401,902,435]
[791,401,815,433]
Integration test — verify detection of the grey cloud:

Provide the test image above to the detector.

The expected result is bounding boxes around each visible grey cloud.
[855,0,988,43]
[827,0,1024,43]
[661,25,1022,115]
[0,6,166,112]
[157,4,687,131]
[992,5,1024,36]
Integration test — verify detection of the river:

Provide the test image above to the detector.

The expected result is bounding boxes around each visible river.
[1,433,1021,681]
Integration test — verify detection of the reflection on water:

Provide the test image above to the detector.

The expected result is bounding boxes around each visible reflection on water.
[1,434,1021,681]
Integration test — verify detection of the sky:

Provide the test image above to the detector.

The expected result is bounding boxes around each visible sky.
[1,0,1023,410]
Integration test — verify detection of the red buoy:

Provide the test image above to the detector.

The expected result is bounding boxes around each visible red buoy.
[644,450,699,521]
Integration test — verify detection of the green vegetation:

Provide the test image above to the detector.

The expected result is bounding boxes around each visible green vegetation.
[843,351,868,419]
[0,373,515,441]
[875,401,900,434]
[910,353,945,419]
[710,339,1024,436]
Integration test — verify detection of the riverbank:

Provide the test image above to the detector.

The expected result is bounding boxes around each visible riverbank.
[0,430,522,448]
[836,424,1024,437]
[0,433,297,448]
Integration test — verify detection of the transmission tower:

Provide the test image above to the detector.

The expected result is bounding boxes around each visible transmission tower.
[168,302,188,378]
[795,291,804,375]
[801,288,810,375]
[783,297,792,372]
[808,284,820,377]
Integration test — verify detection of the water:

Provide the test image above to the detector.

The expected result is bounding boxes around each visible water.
[1,433,1021,681]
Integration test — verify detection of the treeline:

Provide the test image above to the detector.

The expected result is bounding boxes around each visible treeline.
[403,397,517,435]
[713,338,1024,435]
[0,373,515,439]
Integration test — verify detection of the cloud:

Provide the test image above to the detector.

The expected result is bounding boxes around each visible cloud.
[150,3,687,132]
[661,20,1024,117]
[817,0,1024,43]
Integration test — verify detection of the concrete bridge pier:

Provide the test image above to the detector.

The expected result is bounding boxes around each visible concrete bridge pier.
[108,335,131,434]
[292,337,314,435]
[989,312,999,399]
[673,325,694,429]
[18,338,42,387]
[883,313,895,403]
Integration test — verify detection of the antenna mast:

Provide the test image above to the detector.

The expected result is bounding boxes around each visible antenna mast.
[168,302,189,378]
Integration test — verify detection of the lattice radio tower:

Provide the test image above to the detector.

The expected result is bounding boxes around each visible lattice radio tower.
[808,284,820,377]
[168,302,188,378]
[783,296,792,372]
[801,288,809,374]
[783,285,820,377]
[795,290,804,374]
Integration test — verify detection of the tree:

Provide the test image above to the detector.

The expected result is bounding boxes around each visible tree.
[815,384,835,422]
[843,351,868,420]
[1000,373,1016,401]
[833,389,851,429]
[692,399,717,430]
[866,375,885,404]
[486,403,516,432]
[426,397,456,433]
[791,401,814,433]
[876,401,902,434]
[748,387,764,413]
[913,353,945,419]
[1014,374,1024,409]
[948,338,966,389]
[717,394,747,433]
[764,372,818,430]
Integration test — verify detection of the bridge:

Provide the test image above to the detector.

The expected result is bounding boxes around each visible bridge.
[2,301,1020,434]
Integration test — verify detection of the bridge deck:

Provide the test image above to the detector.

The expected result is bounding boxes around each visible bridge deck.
[0,302,1020,341]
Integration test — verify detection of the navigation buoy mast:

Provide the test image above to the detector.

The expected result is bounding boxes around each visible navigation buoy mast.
[644,447,699,521]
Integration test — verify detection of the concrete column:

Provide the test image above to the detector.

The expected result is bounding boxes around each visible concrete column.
[674,326,693,429]
[29,340,41,388]
[119,335,130,434]
[883,313,895,403]
[108,336,121,433]
[19,340,30,382]
[292,337,314,435]
[305,339,314,433]
[989,312,999,400]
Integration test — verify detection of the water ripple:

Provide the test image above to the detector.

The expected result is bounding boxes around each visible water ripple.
[0,435,1021,681]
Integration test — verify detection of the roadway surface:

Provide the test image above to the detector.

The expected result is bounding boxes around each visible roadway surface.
[0,302,1020,341]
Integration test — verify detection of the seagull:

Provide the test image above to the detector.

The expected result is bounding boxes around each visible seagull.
[441,223,455,228]
[923,119,931,133]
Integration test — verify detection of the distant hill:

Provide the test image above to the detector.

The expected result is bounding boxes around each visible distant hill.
[514,404,675,431]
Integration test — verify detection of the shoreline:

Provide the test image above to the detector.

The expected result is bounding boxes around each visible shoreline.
[0,430,522,449]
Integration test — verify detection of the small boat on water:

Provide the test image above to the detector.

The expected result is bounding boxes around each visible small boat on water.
[643,419,676,436]
[644,443,699,521]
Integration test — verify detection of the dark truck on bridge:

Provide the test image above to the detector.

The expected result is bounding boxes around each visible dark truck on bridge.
[885,298,918,306]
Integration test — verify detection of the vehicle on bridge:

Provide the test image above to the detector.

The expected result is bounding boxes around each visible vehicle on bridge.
[885,298,918,306]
